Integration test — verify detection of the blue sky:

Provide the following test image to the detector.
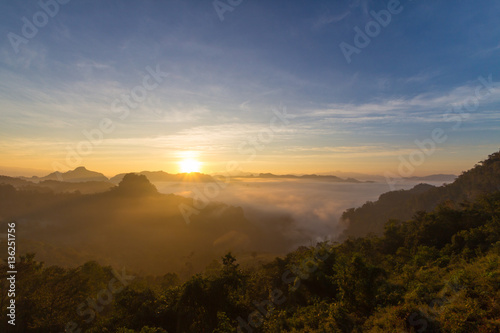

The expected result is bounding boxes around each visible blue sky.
[0,0,499,176]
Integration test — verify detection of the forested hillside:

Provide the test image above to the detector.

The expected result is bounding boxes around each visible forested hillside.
[0,174,299,274]
[341,151,500,238]
[2,189,500,332]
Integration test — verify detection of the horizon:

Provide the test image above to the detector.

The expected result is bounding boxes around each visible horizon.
[0,163,462,180]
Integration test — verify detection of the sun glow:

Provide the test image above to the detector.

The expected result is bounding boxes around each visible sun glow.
[179,159,201,173]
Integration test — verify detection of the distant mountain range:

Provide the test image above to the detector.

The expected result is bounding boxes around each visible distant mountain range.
[109,171,216,184]
[403,174,457,182]
[17,167,220,186]
[11,167,369,184]
[237,173,367,183]
[0,174,114,194]
[23,166,109,183]
[1,166,460,191]
[316,171,457,182]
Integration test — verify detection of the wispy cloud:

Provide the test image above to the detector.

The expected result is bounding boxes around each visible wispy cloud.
[313,11,351,29]
[304,80,500,121]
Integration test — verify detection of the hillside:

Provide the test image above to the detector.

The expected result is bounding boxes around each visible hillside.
[0,175,33,187]
[0,174,298,274]
[0,174,114,194]
[2,184,499,332]
[341,151,500,238]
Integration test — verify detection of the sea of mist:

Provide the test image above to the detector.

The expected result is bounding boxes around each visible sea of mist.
[3,176,452,276]
[154,179,450,247]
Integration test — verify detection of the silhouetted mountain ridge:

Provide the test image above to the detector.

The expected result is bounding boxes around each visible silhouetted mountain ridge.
[110,171,217,184]
[341,150,500,238]
[0,174,113,194]
[403,174,457,182]
[240,173,366,183]
[26,166,109,183]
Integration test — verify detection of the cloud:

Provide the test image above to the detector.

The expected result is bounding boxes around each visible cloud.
[403,71,441,84]
[0,43,48,70]
[313,11,351,29]
[303,79,500,122]
[156,179,428,246]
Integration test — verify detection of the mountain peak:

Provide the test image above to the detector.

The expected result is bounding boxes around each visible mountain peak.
[39,166,108,183]
[114,173,159,196]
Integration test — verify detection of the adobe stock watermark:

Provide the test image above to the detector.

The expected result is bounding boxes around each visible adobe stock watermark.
[178,105,293,224]
[340,0,411,64]
[213,0,243,21]
[237,244,332,332]
[61,267,135,333]
[7,0,71,54]
[52,65,168,180]
[385,74,499,190]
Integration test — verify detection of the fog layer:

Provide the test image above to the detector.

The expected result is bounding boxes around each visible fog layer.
[155,179,445,245]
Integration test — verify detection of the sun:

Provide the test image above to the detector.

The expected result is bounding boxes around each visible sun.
[179,159,201,173]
